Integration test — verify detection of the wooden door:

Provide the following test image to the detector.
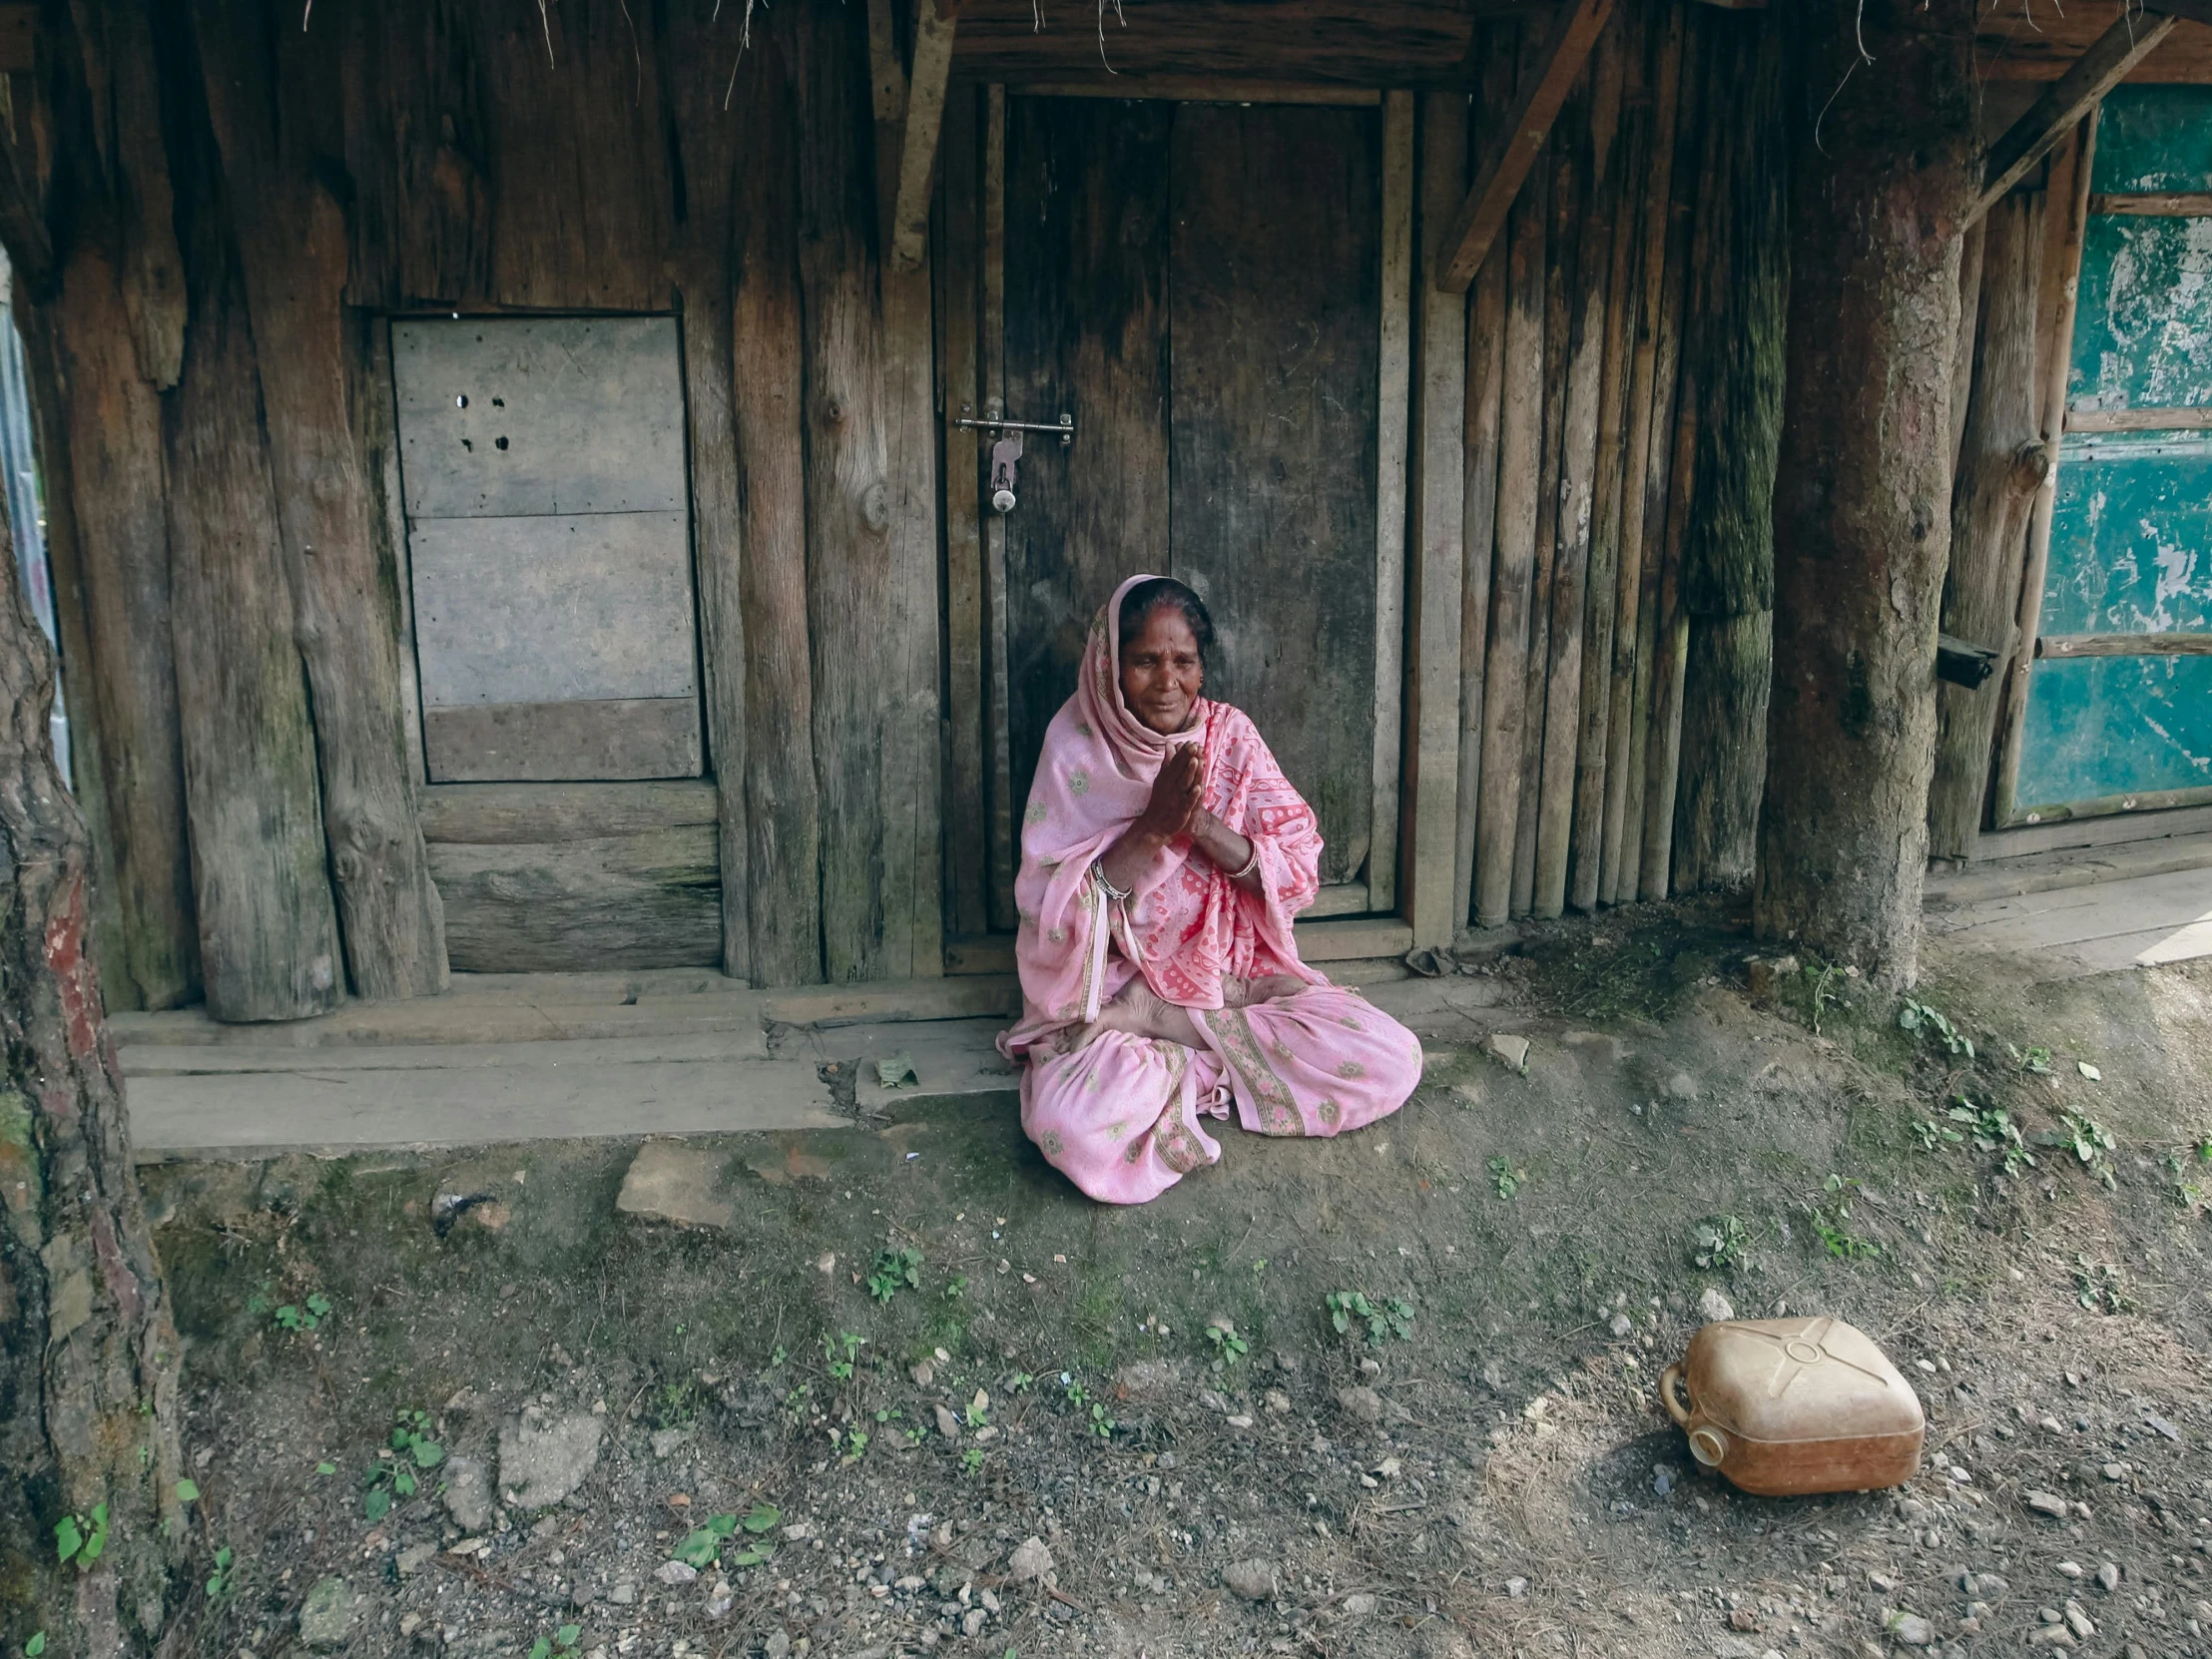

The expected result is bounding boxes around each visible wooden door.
[2005,88,2212,823]
[952,94,1398,935]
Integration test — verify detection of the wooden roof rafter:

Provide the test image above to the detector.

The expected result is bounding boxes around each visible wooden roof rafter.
[1971,3,2188,225]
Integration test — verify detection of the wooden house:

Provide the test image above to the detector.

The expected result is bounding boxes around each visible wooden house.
[4,0,2207,1021]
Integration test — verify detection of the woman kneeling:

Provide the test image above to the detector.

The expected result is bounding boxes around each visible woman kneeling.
[997,574,1423,1204]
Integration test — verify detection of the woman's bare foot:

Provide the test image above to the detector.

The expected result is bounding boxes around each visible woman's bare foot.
[1069,976,1203,1052]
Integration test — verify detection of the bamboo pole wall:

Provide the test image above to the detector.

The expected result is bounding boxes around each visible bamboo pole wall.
[1459,0,1772,927]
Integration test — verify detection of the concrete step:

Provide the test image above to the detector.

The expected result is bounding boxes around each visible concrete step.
[1925,830,2212,909]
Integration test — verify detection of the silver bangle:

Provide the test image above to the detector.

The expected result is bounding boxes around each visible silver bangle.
[1095,865,1133,902]
[1226,842,1261,881]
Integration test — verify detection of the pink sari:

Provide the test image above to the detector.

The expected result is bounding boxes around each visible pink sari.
[999,575,1422,1204]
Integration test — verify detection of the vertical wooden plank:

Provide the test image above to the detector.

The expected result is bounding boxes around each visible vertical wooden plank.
[360,320,427,793]
[1454,45,1513,931]
[875,7,947,978]
[1669,7,1788,896]
[18,247,199,1009]
[1404,91,1469,948]
[1372,89,1414,915]
[981,86,1015,931]
[667,0,757,980]
[1637,18,1718,904]
[938,87,990,939]
[732,9,823,985]
[195,0,448,1001]
[1471,108,1548,927]
[1993,118,2095,828]
[798,4,900,983]
[1948,216,1988,478]
[1171,104,1382,886]
[1620,8,1701,901]
[1533,24,1623,919]
[1001,94,1173,835]
[163,228,344,1020]
[1513,81,1581,918]
[1930,191,2046,858]
[1600,0,1684,906]
[1570,8,1648,913]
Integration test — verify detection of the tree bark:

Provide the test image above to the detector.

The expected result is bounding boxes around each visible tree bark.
[1928,190,2046,858]
[2,517,186,1657]
[1755,0,1980,986]
[1671,9,1788,893]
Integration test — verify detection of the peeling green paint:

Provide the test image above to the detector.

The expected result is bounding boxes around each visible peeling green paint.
[2043,434,2212,635]
[2090,86,2212,196]
[2015,654,2212,812]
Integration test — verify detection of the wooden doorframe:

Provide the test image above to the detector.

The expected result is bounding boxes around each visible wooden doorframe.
[936,82,1438,953]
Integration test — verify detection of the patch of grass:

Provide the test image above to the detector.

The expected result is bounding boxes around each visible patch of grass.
[1898,997,1974,1060]
[1946,1098,2036,1177]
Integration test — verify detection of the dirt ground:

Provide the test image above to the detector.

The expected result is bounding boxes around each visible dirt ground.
[137,897,2212,1659]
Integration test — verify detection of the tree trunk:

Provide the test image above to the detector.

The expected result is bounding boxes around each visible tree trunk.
[2,521,186,1656]
[1755,0,1980,986]
[1671,9,1788,893]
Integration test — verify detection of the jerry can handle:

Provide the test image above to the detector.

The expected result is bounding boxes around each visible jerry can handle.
[1660,1364,1693,1426]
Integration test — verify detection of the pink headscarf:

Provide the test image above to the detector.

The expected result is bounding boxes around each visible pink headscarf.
[1000,575,1326,1053]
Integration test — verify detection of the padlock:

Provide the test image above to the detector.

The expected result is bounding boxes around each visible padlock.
[989,433,1023,516]
[991,485,1017,514]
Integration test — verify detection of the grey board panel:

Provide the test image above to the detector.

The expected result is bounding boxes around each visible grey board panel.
[409,511,699,708]
[392,316,688,517]
[425,826,723,972]
[423,699,703,784]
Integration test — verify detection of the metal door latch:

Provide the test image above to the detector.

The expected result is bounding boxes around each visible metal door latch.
[954,408,1075,516]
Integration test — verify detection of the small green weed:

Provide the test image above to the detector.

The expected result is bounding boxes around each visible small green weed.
[823,1332,866,1381]
[1807,1178,1881,1263]
[205,1545,237,1600]
[2072,1256,2133,1315]
[1912,1117,1962,1152]
[1899,998,1973,1060]
[26,1632,45,1656]
[674,1505,781,1570]
[1486,1156,1525,1200]
[942,1275,969,1302]
[525,1625,582,1659]
[273,1291,333,1333]
[867,1247,924,1304]
[1946,1098,2036,1176]
[829,1426,869,1464]
[55,1505,109,1571]
[363,1410,444,1522]
[961,1447,986,1476]
[1325,1291,1415,1347]
[1058,1373,1118,1437]
[1690,1215,1752,1275]
[2007,1042,2055,1075]
[2057,1112,2117,1189]
[1204,1323,1249,1365]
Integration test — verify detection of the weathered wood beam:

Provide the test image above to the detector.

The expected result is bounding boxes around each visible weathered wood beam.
[2038,631,2212,657]
[2066,403,2212,431]
[890,0,959,272]
[2090,190,2212,215]
[1974,10,2175,222]
[1432,0,1614,294]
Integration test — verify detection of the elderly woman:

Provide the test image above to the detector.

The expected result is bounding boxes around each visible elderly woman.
[998,574,1423,1204]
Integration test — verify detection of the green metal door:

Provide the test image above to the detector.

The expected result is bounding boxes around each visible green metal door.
[2006,87,2212,824]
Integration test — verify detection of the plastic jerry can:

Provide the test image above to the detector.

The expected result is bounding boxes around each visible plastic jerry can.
[1661,1316,1925,1496]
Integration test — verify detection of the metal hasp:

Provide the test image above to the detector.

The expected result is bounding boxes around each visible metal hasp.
[1936,633,2001,690]
[955,407,1075,515]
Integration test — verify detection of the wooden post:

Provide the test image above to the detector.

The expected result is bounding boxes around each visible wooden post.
[1403,91,1469,950]
[1455,42,1515,931]
[1568,8,1648,914]
[938,86,992,940]
[1471,108,1548,928]
[1973,11,2173,222]
[163,251,345,1021]
[1929,192,2048,858]
[194,1,448,1001]
[1513,82,1581,917]
[980,86,1016,932]
[1993,118,2097,828]
[1670,7,1787,896]
[1598,0,1684,907]
[732,11,825,985]
[1947,216,1987,478]
[1755,0,1981,987]
[1373,90,1415,916]
[1533,19,1624,919]
[18,247,200,1010]
[799,5,901,983]
[873,0,947,978]
[1619,6,1698,902]
[667,0,758,981]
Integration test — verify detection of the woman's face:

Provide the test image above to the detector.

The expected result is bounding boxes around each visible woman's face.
[1120,603,1204,736]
